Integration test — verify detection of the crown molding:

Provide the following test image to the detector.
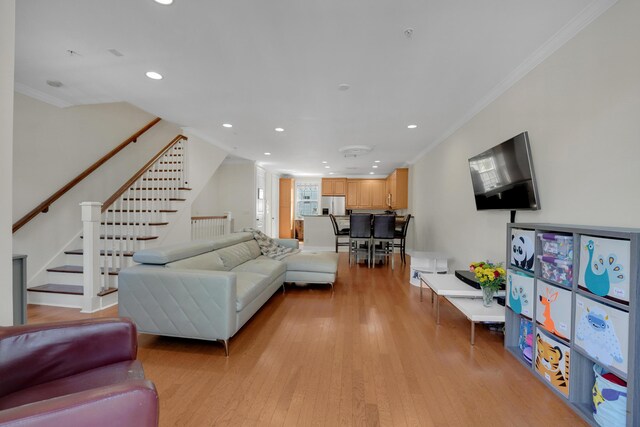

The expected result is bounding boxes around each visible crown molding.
[410,0,619,164]
[14,82,73,108]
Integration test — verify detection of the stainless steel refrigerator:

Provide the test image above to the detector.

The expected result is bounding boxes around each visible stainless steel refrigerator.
[321,196,346,215]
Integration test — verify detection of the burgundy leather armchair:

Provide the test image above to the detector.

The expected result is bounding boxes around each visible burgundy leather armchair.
[0,318,158,427]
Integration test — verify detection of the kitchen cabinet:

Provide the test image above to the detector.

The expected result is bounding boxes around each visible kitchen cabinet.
[279,178,294,238]
[322,178,347,196]
[346,180,359,208]
[386,168,408,209]
[346,179,387,209]
[370,179,386,209]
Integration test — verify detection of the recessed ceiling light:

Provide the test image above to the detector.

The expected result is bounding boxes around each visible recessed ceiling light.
[275,127,284,132]
[222,123,233,128]
[338,83,350,91]
[372,165,378,169]
[264,152,271,156]
[369,172,375,175]
[328,172,335,175]
[145,71,163,80]
[324,166,330,169]
[154,0,173,5]
[374,160,381,163]
[322,161,328,164]
[407,124,417,129]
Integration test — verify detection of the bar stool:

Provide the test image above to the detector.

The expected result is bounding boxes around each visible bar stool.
[394,214,412,264]
[329,214,349,253]
[349,214,372,267]
[372,214,396,269]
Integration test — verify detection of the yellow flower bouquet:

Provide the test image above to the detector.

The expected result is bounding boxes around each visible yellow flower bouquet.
[470,261,506,292]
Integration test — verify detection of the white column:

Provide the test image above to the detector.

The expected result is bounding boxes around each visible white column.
[224,211,233,234]
[81,202,103,313]
[0,1,15,326]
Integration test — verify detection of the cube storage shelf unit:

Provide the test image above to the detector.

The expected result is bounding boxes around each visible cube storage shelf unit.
[505,223,639,427]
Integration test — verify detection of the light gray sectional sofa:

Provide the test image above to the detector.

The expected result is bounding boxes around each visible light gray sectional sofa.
[118,232,338,356]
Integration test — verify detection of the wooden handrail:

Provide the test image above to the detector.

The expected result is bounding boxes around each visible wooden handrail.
[191,216,228,220]
[102,134,187,212]
[12,117,162,233]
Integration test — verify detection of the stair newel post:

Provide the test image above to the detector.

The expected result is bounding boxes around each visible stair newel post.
[101,209,108,290]
[80,202,103,313]
[225,211,233,235]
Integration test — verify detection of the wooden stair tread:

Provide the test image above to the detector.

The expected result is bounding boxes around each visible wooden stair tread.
[65,249,135,257]
[101,221,169,226]
[99,235,158,241]
[130,187,191,191]
[28,284,83,295]
[107,209,177,213]
[47,265,120,275]
[121,198,186,201]
[97,287,118,297]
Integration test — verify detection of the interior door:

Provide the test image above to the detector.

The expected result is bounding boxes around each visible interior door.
[271,174,279,238]
[256,167,266,232]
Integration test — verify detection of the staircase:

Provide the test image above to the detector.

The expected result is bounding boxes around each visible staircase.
[27,135,190,311]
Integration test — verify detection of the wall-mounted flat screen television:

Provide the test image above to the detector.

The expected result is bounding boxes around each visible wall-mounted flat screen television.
[468,131,540,211]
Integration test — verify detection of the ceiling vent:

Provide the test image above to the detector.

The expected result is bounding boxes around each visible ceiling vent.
[338,145,372,158]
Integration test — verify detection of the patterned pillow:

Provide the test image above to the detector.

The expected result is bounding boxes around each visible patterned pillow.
[244,228,300,260]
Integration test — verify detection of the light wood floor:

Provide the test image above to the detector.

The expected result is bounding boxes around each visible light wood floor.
[27,254,586,426]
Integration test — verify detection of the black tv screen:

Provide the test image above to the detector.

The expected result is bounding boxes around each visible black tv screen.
[468,131,540,211]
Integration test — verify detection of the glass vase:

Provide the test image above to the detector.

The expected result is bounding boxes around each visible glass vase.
[481,286,495,307]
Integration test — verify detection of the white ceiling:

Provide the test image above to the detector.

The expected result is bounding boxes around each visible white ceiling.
[14,0,611,177]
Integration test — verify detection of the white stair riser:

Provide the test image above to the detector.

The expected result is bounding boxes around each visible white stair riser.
[46,272,118,287]
[28,292,83,309]
[65,254,135,269]
[98,239,150,252]
[103,212,173,223]
[99,225,163,235]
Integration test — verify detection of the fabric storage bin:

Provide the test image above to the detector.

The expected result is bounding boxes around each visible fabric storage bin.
[536,283,572,341]
[538,233,573,260]
[578,236,631,303]
[593,364,627,427]
[575,294,629,376]
[535,328,570,397]
[507,269,534,318]
[511,229,535,272]
[519,318,533,365]
[538,255,572,287]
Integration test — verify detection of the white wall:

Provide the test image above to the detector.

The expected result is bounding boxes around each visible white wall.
[193,160,257,231]
[12,93,181,284]
[0,0,15,325]
[409,0,640,270]
[161,132,228,244]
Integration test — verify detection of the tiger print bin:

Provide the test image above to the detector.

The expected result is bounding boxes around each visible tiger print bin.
[593,364,627,427]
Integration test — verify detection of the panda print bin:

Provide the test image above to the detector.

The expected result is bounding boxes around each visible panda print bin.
[511,229,536,273]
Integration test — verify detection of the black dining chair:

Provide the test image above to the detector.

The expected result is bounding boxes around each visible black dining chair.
[394,214,411,264]
[329,214,349,253]
[349,214,373,267]
[372,214,396,269]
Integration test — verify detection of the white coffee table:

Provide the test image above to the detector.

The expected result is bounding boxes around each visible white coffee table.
[418,273,483,323]
[445,297,505,345]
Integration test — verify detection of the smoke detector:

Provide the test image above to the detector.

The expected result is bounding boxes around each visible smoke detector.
[338,145,372,158]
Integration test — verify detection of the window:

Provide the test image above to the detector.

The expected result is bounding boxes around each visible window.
[295,183,319,218]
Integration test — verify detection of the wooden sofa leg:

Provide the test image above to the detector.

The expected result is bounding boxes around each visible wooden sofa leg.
[218,339,229,357]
